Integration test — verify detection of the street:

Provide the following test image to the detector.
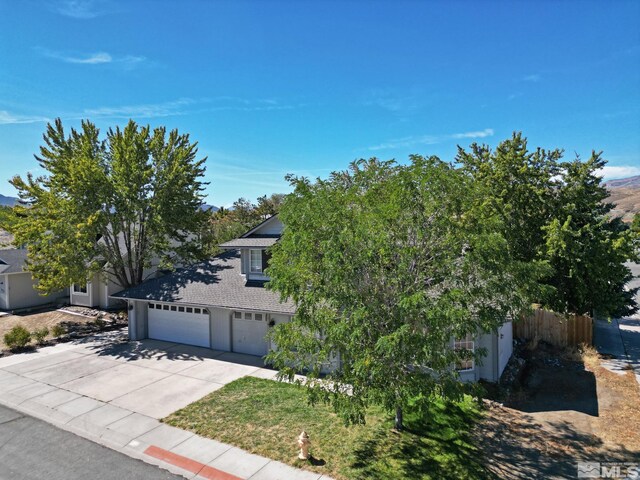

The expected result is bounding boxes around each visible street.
[0,404,182,480]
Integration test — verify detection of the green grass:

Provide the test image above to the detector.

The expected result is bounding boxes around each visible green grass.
[163,377,490,480]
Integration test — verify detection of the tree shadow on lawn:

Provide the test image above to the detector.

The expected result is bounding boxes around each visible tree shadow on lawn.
[350,400,489,480]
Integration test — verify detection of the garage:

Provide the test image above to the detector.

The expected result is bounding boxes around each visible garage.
[232,310,269,356]
[148,303,210,348]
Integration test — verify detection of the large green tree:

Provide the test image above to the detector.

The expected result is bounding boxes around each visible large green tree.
[266,157,538,429]
[9,119,209,293]
[543,153,638,316]
[458,133,638,317]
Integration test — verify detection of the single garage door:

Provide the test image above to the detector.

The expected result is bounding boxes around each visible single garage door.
[148,303,210,348]
[232,311,268,356]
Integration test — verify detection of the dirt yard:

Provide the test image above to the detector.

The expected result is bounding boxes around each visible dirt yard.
[476,344,640,479]
[0,309,122,352]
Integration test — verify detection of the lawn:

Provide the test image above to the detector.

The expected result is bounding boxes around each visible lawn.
[163,376,488,480]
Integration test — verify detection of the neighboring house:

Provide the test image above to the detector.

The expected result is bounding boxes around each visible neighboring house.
[69,232,164,309]
[0,249,68,311]
[112,214,513,382]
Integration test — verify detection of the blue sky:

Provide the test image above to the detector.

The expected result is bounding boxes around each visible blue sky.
[0,0,639,207]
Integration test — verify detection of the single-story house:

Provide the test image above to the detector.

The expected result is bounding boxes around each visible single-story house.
[0,249,68,311]
[112,215,513,382]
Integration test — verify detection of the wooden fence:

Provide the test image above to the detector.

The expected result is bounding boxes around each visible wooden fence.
[513,308,593,347]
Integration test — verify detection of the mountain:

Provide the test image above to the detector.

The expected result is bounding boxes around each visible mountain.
[606,176,640,223]
[606,175,640,189]
[201,204,219,212]
[0,194,18,207]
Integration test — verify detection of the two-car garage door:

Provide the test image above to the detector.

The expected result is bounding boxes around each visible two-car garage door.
[148,303,210,348]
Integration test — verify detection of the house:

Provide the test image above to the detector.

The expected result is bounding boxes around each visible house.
[111,215,295,356]
[112,215,513,382]
[0,249,68,311]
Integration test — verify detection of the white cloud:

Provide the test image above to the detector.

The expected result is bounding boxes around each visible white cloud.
[598,165,640,179]
[0,110,49,125]
[522,74,542,82]
[53,0,108,19]
[37,48,146,67]
[369,128,494,151]
[83,98,196,119]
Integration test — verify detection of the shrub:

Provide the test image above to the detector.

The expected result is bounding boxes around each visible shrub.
[32,327,49,345]
[51,324,66,338]
[3,325,31,350]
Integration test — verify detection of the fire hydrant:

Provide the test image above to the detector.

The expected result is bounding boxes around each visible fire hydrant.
[297,431,310,460]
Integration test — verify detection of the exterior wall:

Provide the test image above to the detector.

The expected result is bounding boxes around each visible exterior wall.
[254,216,283,235]
[70,273,100,307]
[4,272,68,311]
[128,299,149,340]
[475,332,497,382]
[0,274,7,310]
[210,307,231,351]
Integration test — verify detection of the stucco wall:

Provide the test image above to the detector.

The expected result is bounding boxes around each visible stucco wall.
[5,272,67,310]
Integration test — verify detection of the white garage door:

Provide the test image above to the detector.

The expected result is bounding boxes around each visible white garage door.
[232,311,268,356]
[148,303,210,348]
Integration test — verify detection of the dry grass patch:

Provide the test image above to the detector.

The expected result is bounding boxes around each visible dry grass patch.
[0,310,94,351]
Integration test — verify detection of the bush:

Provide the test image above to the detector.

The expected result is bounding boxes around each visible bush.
[3,325,31,350]
[51,324,66,338]
[32,327,49,345]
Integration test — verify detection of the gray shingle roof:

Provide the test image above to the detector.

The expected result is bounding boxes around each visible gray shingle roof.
[0,249,28,274]
[111,250,296,314]
[219,236,279,249]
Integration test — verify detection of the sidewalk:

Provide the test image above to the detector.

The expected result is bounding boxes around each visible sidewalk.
[0,340,330,480]
[593,316,640,387]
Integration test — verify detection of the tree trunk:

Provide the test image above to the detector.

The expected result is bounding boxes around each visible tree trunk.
[394,406,404,431]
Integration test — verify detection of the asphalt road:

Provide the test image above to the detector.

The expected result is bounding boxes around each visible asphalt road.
[0,404,182,480]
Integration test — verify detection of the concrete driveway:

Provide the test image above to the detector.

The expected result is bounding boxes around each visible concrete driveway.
[0,330,278,419]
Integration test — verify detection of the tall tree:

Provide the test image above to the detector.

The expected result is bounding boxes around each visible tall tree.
[544,153,638,317]
[458,133,638,317]
[9,119,209,293]
[266,157,538,429]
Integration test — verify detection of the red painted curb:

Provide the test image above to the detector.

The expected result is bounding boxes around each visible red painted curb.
[144,445,243,480]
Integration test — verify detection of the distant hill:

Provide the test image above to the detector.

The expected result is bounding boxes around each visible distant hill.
[0,194,18,207]
[606,176,640,223]
[202,204,219,212]
[606,175,640,189]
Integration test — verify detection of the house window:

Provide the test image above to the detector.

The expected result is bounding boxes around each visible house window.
[250,249,263,273]
[454,335,475,372]
[244,312,252,320]
[178,306,185,312]
[149,303,155,309]
[234,311,242,319]
[73,283,88,294]
[186,307,193,313]
[170,306,177,311]
[254,313,263,321]
[194,308,201,314]
[163,305,169,311]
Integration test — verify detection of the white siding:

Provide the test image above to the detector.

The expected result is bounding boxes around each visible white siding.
[210,307,231,351]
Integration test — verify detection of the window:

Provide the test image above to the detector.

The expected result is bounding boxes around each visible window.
[454,335,475,372]
[250,249,263,273]
[234,311,242,319]
[244,312,252,320]
[194,308,201,314]
[186,307,193,313]
[170,306,177,311]
[73,283,88,294]
[163,305,169,311]
[178,306,185,312]
[254,313,263,321]
[149,303,155,309]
